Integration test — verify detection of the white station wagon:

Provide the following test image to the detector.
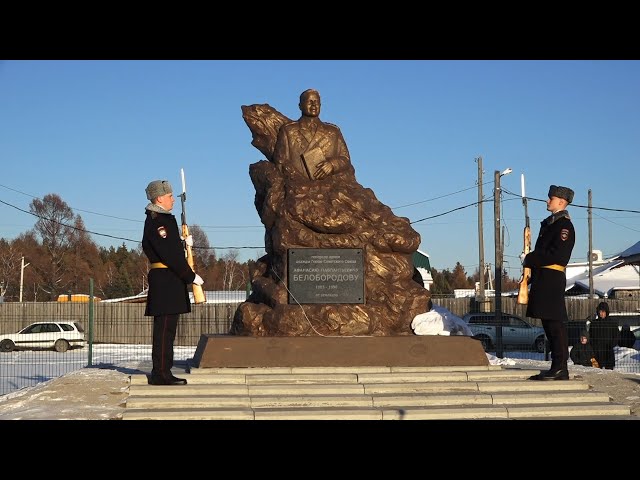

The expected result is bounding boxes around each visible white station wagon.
[0,321,86,353]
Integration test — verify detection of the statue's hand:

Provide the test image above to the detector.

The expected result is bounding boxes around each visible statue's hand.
[314,160,333,179]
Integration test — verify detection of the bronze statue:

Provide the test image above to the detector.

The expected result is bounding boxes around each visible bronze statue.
[232,89,430,336]
[273,89,353,181]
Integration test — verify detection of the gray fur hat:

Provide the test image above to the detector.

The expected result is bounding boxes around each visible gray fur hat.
[145,180,173,201]
[548,185,574,204]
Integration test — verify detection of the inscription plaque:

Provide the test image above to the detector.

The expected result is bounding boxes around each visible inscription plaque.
[288,248,365,304]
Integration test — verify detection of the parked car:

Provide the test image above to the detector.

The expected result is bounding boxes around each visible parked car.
[462,312,546,353]
[0,321,85,353]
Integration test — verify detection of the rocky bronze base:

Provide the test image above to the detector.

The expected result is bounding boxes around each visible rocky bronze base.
[191,334,489,368]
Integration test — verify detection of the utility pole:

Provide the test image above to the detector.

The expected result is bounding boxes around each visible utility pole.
[494,168,512,358]
[20,256,30,303]
[476,156,485,304]
[588,189,594,298]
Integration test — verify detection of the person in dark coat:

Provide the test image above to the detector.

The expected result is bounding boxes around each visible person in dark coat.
[570,330,599,367]
[524,185,575,381]
[142,179,204,385]
[618,324,636,349]
[589,301,619,370]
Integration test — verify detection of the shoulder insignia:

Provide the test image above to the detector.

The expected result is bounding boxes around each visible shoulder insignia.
[157,226,167,239]
[560,228,570,241]
[281,121,297,132]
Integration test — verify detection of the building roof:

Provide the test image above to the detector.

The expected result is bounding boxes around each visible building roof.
[193,290,248,304]
[570,264,640,297]
[413,249,431,271]
[102,289,248,304]
[613,240,640,264]
[564,240,640,296]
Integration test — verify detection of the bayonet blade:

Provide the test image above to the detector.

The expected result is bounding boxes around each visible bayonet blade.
[180,168,187,200]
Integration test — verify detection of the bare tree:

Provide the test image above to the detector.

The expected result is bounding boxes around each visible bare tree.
[29,193,80,299]
[131,244,149,294]
[63,216,104,294]
[0,239,20,299]
[222,249,240,291]
[188,224,214,269]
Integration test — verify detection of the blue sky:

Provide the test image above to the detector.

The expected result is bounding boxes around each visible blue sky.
[1,60,639,278]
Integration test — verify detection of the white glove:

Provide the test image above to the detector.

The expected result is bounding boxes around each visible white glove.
[182,235,194,247]
[193,273,204,286]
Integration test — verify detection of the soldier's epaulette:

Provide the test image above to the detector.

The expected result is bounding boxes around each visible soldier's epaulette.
[325,122,340,129]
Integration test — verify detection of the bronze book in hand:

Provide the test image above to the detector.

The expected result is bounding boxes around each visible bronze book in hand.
[301,147,326,179]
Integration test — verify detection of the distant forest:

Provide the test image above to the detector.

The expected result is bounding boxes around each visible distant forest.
[0,193,253,302]
[0,193,518,302]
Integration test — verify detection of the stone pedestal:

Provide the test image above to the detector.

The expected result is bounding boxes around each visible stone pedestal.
[191,334,488,368]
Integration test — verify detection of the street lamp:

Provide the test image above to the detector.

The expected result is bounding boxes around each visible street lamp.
[20,256,30,303]
[494,168,512,358]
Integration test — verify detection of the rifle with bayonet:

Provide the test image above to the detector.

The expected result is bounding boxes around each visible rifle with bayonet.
[179,168,206,304]
[517,173,531,305]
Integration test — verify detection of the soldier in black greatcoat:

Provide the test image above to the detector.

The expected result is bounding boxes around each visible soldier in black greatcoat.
[142,180,204,385]
[524,185,575,381]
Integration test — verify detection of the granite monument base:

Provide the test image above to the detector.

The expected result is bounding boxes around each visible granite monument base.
[191,334,489,368]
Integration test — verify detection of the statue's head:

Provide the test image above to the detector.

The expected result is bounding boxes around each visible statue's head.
[299,89,321,118]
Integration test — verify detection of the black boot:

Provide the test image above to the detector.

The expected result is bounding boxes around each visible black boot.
[540,367,569,381]
[529,363,569,381]
[528,371,546,381]
[167,374,187,385]
[148,373,187,385]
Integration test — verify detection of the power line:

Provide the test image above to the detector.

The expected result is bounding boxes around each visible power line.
[502,188,640,214]
[2,181,639,257]
[0,198,263,250]
[592,211,640,233]
[392,181,493,209]
[410,199,490,224]
[0,183,263,229]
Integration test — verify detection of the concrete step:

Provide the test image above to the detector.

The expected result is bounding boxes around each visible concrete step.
[122,402,633,420]
[129,368,540,386]
[128,378,592,397]
[365,380,591,394]
[124,389,611,410]
[122,365,633,420]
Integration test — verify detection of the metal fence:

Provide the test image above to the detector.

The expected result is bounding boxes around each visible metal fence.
[1,296,639,396]
[0,299,238,396]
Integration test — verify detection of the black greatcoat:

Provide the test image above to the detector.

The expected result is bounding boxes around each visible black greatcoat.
[524,210,575,321]
[142,209,195,316]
